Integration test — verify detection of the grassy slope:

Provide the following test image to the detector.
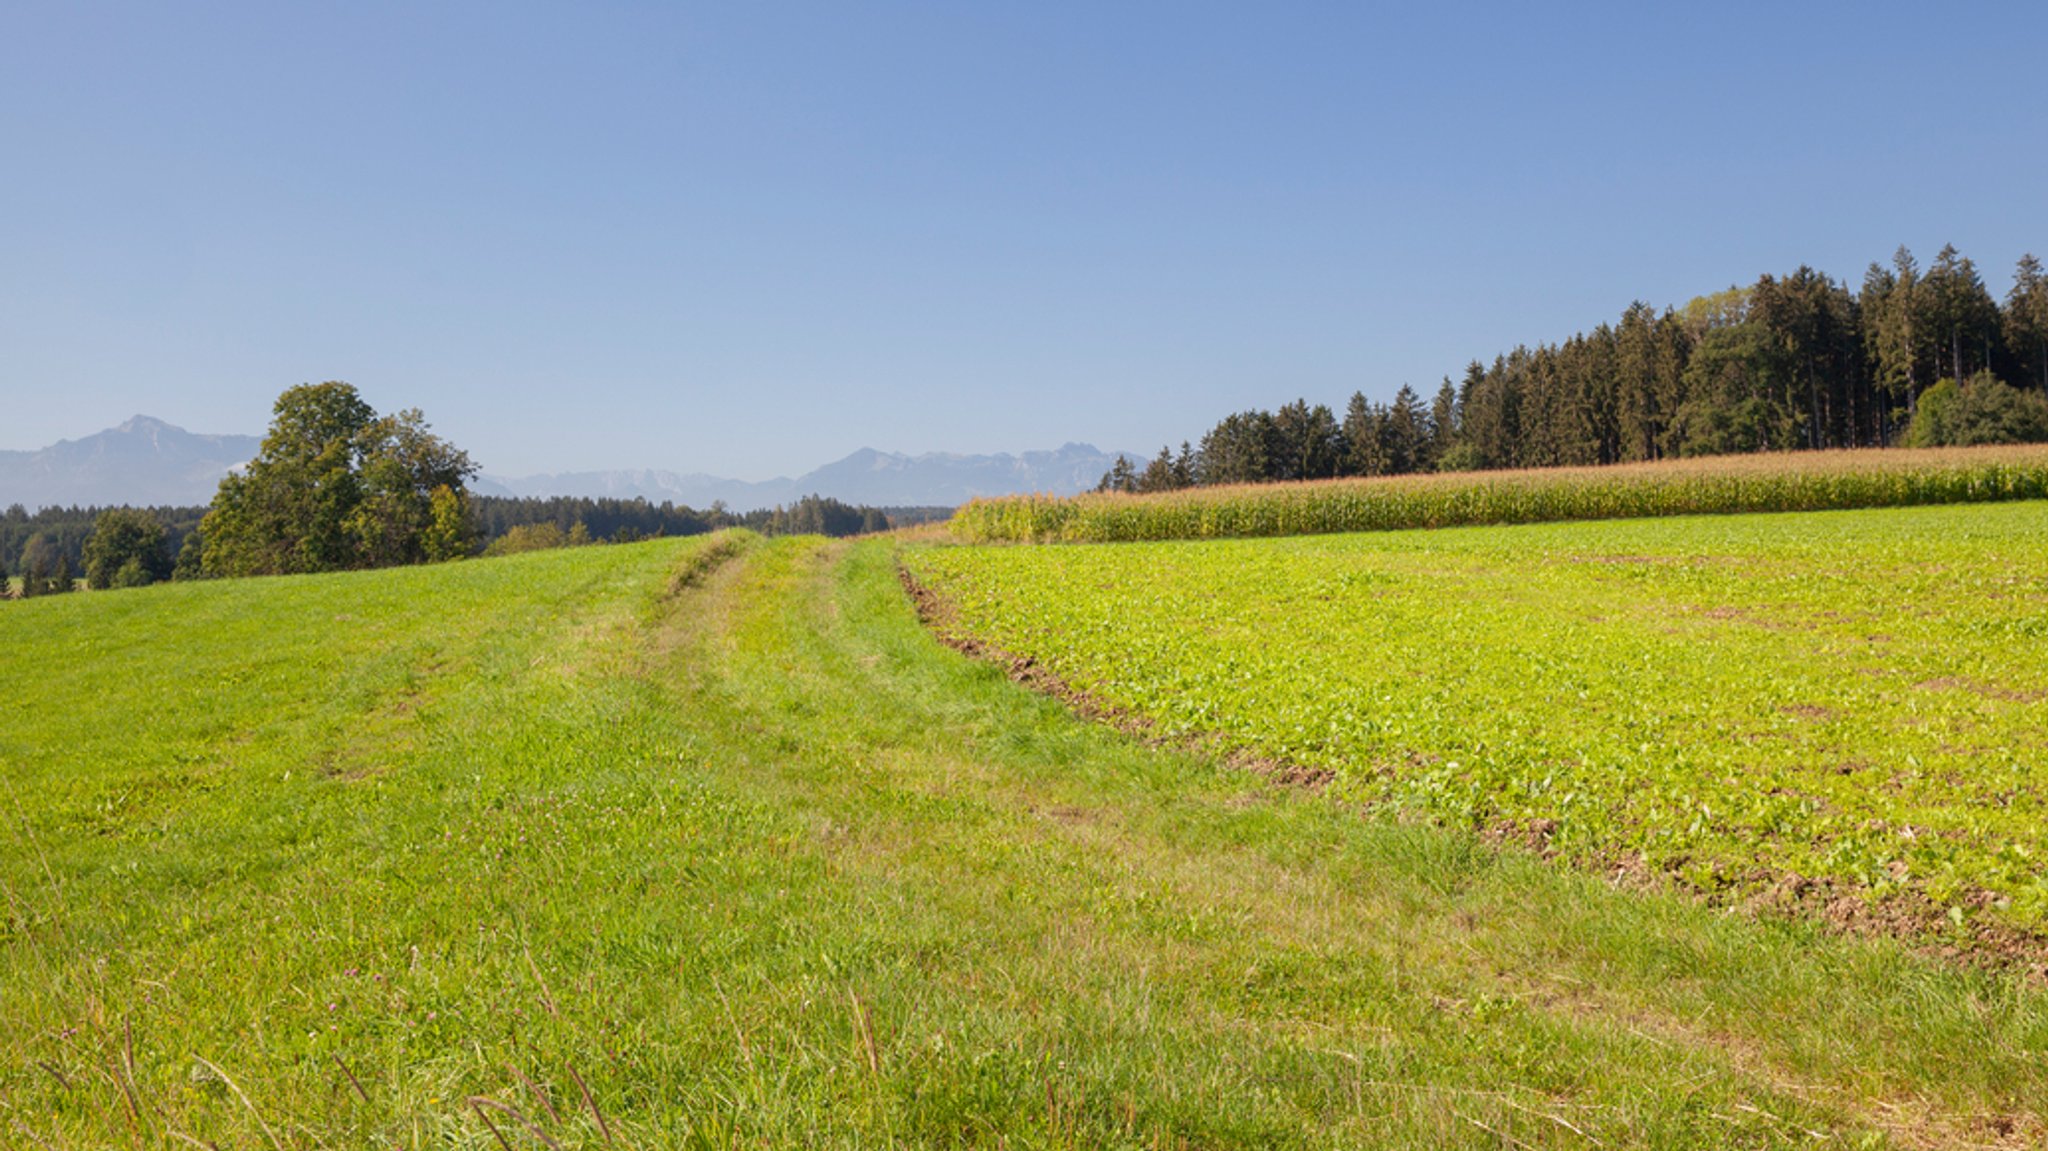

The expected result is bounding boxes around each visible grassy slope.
[1,534,2044,1148]
[907,502,2048,943]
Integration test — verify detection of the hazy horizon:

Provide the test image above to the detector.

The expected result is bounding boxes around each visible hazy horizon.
[7,3,2045,478]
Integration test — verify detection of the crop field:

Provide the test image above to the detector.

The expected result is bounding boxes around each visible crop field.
[6,530,2048,1147]
[908,501,2048,948]
[950,444,2048,544]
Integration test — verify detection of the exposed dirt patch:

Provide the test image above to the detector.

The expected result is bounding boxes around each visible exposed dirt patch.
[1778,703,1837,722]
[900,565,1334,792]
[1699,605,1809,631]
[899,565,1154,736]
[1915,676,2048,703]
[1483,817,1562,856]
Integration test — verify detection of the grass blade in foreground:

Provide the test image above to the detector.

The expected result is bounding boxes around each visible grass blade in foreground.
[0,532,2043,1146]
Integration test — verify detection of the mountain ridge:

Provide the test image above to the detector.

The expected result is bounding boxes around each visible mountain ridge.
[0,416,263,510]
[2,418,1133,512]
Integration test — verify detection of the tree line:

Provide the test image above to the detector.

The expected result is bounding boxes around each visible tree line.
[1102,245,2048,493]
[1,503,205,597]
[4,384,940,599]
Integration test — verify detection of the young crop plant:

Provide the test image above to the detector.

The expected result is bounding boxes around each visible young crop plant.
[908,500,2048,953]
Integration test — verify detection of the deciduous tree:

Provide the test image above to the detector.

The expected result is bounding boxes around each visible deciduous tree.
[82,508,173,589]
[202,383,476,576]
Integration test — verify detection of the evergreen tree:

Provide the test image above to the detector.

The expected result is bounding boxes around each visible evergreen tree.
[1861,259,1909,439]
[1194,412,1274,485]
[1429,379,1459,466]
[1123,242,2037,476]
[1339,392,1385,477]
[2005,254,2048,392]
[1137,446,1185,493]
[1459,354,1526,469]
[1269,400,1341,481]
[1614,302,1663,460]
[1384,385,1430,474]
[1095,455,1140,493]
[1921,244,2003,387]
[1753,267,1863,448]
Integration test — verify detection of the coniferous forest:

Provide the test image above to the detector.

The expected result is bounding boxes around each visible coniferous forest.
[1103,245,2048,493]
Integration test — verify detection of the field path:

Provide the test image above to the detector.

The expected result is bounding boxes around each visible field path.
[638,535,2046,1149]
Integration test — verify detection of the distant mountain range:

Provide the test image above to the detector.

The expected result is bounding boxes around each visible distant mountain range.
[471,443,1132,510]
[1,417,1133,512]
[0,416,263,510]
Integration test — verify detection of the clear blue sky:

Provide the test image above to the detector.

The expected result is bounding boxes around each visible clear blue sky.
[5,2,2044,479]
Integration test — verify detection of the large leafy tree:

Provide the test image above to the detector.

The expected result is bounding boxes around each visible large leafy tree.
[81,508,172,589]
[202,382,476,577]
[1671,322,1799,455]
[18,534,72,596]
[1905,372,2048,447]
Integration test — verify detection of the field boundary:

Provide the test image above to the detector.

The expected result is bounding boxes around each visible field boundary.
[952,444,2048,543]
[897,554,2048,976]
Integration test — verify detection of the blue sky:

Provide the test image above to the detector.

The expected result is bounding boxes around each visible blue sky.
[5,2,2044,479]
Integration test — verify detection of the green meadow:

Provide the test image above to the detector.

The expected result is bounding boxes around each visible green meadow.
[5,529,2047,1148]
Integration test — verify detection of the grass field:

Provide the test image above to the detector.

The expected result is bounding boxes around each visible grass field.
[950,445,2048,543]
[908,501,2048,950]
[5,531,2048,1147]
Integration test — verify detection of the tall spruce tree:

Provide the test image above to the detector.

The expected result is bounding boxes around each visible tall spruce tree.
[1922,245,2003,386]
[2005,254,2048,392]
[1195,411,1275,485]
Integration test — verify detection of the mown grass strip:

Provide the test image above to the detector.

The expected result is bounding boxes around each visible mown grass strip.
[951,444,2048,543]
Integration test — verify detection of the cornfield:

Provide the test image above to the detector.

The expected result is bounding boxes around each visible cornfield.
[950,445,2048,543]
